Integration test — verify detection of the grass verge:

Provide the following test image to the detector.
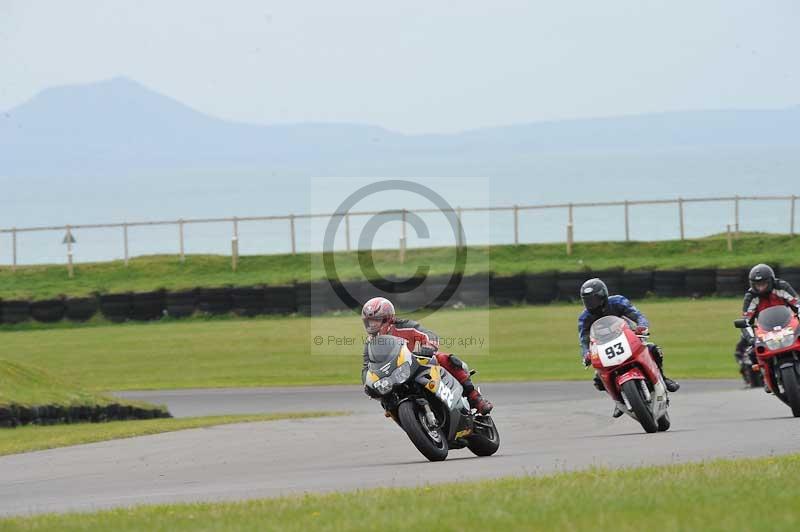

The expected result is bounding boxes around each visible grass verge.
[0,412,344,457]
[1,454,797,531]
[0,232,796,300]
[0,359,167,419]
[0,298,743,390]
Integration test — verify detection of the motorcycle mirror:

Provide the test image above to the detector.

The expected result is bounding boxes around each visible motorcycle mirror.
[733,319,748,329]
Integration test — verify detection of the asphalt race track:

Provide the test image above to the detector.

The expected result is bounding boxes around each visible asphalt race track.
[2,380,799,516]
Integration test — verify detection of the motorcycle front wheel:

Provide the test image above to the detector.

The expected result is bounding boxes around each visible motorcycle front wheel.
[467,415,500,457]
[621,380,659,433]
[780,364,800,418]
[397,400,448,462]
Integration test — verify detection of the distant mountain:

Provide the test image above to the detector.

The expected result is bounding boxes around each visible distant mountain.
[1,77,798,177]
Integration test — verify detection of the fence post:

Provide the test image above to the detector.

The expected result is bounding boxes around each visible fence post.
[231,217,239,272]
[513,205,519,244]
[624,201,630,242]
[678,198,685,240]
[566,203,574,255]
[66,225,74,279]
[791,195,796,236]
[399,209,407,264]
[178,219,185,263]
[726,224,733,252]
[289,214,296,255]
[123,223,129,267]
[734,195,740,239]
[345,213,351,251]
[11,227,17,272]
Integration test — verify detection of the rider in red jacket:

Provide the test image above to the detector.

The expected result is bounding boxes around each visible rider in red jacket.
[360,297,493,415]
[742,264,799,322]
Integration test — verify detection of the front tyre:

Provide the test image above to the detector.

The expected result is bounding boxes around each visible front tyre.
[397,400,448,462]
[780,364,800,418]
[467,416,500,457]
[621,380,659,433]
[657,411,671,432]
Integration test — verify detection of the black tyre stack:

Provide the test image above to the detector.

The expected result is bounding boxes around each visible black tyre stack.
[524,271,558,304]
[231,286,265,317]
[490,274,525,306]
[197,287,233,315]
[130,290,166,321]
[653,270,687,298]
[622,270,654,299]
[264,285,296,314]
[65,297,98,322]
[30,299,66,323]
[99,293,132,323]
[0,300,31,324]
[715,268,748,297]
[685,268,717,297]
[165,289,197,318]
[556,272,589,302]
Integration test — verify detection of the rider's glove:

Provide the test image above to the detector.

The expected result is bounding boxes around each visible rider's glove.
[635,326,649,336]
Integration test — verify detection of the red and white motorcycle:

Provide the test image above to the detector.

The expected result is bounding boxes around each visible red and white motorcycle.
[589,316,671,433]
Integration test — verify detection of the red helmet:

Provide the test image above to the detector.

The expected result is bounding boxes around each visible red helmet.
[361,297,395,335]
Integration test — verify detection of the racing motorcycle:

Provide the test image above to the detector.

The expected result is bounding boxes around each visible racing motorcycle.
[363,335,500,462]
[735,306,800,417]
[589,316,671,433]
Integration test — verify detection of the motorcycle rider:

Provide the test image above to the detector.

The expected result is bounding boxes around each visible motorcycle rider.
[742,264,798,323]
[360,296,493,415]
[578,278,680,417]
[740,264,799,392]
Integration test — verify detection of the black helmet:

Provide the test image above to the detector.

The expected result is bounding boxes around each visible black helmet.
[749,264,775,295]
[580,278,609,312]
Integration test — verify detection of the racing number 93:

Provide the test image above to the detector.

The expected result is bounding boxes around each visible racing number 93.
[604,342,625,359]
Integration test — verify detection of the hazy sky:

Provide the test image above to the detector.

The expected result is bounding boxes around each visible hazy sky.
[1,1,798,133]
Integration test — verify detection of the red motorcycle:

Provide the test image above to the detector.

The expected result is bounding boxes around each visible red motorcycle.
[589,316,671,433]
[735,306,800,417]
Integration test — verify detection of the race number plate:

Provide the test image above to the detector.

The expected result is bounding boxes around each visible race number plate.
[597,334,633,367]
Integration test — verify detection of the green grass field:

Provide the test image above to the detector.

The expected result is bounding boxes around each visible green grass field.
[0,360,163,414]
[0,232,793,300]
[0,412,342,457]
[0,298,742,390]
[2,454,797,531]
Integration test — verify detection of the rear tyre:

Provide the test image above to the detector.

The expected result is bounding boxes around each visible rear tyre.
[657,411,671,432]
[780,365,800,418]
[466,416,500,457]
[397,401,448,462]
[621,380,659,433]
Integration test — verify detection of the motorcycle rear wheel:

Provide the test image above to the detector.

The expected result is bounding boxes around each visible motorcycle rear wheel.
[466,416,500,457]
[397,400,448,462]
[621,380,659,433]
[780,364,800,418]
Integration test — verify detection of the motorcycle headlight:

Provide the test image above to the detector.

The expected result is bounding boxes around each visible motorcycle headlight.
[373,377,393,395]
[766,334,795,351]
[391,362,411,384]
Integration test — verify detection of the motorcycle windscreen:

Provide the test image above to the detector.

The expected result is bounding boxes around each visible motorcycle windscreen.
[590,316,634,367]
[366,335,403,364]
[757,306,793,331]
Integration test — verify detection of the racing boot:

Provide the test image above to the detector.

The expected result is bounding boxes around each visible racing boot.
[650,344,680,392]
[612,406,624,418]
[467,389,493,415]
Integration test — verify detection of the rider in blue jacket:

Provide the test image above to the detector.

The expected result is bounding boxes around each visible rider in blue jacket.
[578,278,680,416]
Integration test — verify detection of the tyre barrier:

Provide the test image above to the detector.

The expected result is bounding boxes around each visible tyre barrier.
[197,287,233,315]
[685,268,717,297]
[0,403,171,428]
[99,293,132,323]
[490,274,526,306]
[556,272,590,301]
[525,272,558,303]
[231,286,265,317]
[30,299,66,323]
[0,300,31,324]
[455,273,490,307]
[653,270,687,298]
[716,268,748,297]
[777,266,800,289]
[622,270,654,299]
[165,289,197,318]
[264,285,296,314]
[65,297,98,322]
[130,290,166,321]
